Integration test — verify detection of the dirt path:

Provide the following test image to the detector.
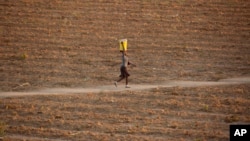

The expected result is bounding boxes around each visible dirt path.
[1,77,250,98]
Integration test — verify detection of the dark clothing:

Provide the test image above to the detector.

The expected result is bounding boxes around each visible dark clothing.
[119,66,130,78]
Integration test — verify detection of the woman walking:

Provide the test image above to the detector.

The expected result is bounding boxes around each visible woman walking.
[114,49,136,88]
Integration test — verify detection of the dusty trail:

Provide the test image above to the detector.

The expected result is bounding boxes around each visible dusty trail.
[1,77,250,98]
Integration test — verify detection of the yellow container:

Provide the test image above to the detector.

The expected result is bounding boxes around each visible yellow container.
[119,39,127,51]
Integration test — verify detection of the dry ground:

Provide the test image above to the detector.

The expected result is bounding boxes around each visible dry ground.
[0,0,250,140]
[0,84,250,141]
[0,0,250,91]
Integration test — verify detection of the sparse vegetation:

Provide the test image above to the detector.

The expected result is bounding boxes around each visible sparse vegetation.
[202,104,210,112]
[224,115,240,123]
[20,53,27,60]
[0,85,249,140]
[0,0,249,91]
[0,121,6,137]
[0,0,250,140]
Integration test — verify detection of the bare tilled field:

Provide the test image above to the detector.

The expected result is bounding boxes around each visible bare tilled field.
[0,84,249,140]
[0,0,249,91]
[0,0,250,140]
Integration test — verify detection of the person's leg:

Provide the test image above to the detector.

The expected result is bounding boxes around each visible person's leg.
[124,67,130,88]
[125,78,130,88]
[114,76,124,87]
[125,76,128,85]
[117,76,125,82]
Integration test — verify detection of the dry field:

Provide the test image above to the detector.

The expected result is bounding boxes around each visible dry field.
[0,0,250,140]
[0,0,249,91]
[0,84,250,140]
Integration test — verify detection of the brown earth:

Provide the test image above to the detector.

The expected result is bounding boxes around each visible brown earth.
[1,0,250,91]
[0,0,250,140]
[0,84,250,141]
[0,77,249,98]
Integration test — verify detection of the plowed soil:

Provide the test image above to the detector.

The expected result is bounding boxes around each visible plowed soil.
[0,0,250,140]
[1,84,250,141]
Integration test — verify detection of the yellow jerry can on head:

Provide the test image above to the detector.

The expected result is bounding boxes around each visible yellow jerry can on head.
[119,39,127,52]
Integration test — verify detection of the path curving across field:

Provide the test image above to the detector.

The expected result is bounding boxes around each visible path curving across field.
[1,77,250,98]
